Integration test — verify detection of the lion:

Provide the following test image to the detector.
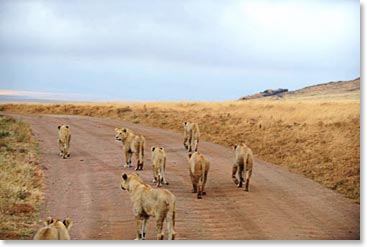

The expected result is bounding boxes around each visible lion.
[115,128,145,170]
[232,143,254,191]
[151,146,169,187]
[188,151,209,199]
[33,217,72,240]
[183,122,200,152]
[58,125,71,159]
[120,173,176,240]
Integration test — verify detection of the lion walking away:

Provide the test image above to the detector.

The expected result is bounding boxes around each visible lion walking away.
[232,143,254,191]
[151,146,169,187]
[58,124,71,159]
[188,151,210,199]
[120,173,176,240]
[115,128,145,170]
[183,122,200,152]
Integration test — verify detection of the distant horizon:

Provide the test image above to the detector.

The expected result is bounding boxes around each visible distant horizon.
[0,76,360,103]
[0,0,360,101]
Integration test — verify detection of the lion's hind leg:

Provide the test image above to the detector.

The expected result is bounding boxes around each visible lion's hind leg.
[201,172,208,196]
[245,168,253,192]
[197,178,203,199]
[134,215,143,240]
[135,138,144,170]
[183,136,189,150]
[141,217,148,240]
[58,140,64,157]
[237,164,244,188]
[161,159,169,185]
[167,210,176,240]
[124,150,133,168]
[66,135,71,157]
[134,151,142,170]
[157,174,161,187]
[156,214,166,240]
[188,136,193,152]
[232,164,239,185]
[193,138,199,152]
[245,153,253,192]
[190,171,197,193]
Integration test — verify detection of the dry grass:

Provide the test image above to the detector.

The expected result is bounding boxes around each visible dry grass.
[0,115,43,239]
[0,99,360,202]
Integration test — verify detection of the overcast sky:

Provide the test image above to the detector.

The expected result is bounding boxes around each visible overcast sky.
[0,0,360,101]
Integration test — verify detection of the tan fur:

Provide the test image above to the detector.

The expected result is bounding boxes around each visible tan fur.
[188,152,209,199]
[58,125,71,159]
[33,217,72,240]
[232,143,254,191]
[115,128,145,170]
[121,173,176,240]
[151,147,169,187]
[183,122,200,152]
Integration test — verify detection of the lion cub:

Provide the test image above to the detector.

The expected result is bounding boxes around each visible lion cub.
[33,217,72,240]
[151,146,169,187]
[232,143,254,191]
[188,151,209,199]
[58,125,71,159]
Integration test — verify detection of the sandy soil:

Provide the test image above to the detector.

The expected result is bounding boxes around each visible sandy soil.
[7,113,359,240]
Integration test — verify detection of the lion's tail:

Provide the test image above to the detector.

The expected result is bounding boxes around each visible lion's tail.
[139,136,145,165]
[246,149,253,180]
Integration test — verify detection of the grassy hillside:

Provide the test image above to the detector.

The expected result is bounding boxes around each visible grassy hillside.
[0,99,360,202]
[0,115,43,239]
[240,78,360,101]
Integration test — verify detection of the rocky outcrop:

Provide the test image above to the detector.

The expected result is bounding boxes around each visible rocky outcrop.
[239,88,288,100]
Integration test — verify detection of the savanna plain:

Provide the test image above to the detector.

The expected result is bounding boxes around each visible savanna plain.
[1,97,360,206]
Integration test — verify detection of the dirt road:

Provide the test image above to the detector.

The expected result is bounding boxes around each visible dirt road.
[7,114,359,240]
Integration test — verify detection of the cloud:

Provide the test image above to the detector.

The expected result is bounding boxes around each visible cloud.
[0,0,360,101]
[1,0,358,68]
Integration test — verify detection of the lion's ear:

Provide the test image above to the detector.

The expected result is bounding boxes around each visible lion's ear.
[123,128,127,133]
[45,217,54,226]
[184,122,187,126]
[188,152,193,159]
[115,128,119,131]
[65,125,69,129]
[151,146,156,151]
[122,174,128,180]
[233,145,237,150]
[63,218,72,230]
[58,125,61,130]
[160,147,164,151]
